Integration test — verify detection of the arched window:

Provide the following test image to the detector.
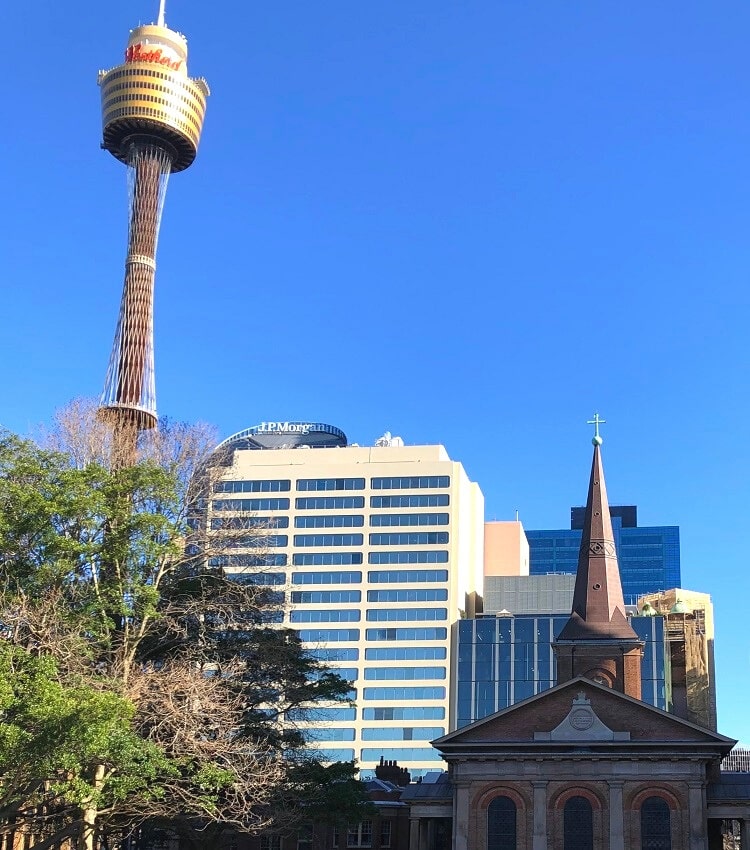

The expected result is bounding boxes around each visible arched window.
[487,796,516,850]
[641,796,671,850]
[563,796,593,850]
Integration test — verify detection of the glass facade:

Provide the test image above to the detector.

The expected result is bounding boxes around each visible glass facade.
[526,507,680,603]
[455,614,670,728]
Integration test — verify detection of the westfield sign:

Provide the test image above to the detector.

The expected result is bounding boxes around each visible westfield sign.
[125,43,182,70]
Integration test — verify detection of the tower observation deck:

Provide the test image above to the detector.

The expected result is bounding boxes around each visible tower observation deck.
[98,1,209,464]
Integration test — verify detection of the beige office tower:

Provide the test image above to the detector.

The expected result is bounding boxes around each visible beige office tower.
[638,588,717,730]
[211,423,484,778]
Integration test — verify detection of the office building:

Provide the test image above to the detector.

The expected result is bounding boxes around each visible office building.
[455,613,670,728]
[525,505,680,602]
[211,422,485,779]
[639,588,717,730]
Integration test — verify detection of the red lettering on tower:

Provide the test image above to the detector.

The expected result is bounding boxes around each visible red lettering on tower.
[124,43,182,71]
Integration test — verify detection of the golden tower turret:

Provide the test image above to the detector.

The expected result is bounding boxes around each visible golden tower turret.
[98,0,209,465]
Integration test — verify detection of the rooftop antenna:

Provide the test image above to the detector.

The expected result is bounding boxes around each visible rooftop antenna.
[157,0,166,26]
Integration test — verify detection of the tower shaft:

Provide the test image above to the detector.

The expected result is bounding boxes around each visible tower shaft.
[101,143,172,465]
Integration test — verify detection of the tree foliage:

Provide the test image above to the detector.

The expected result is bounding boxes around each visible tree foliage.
[0,404,369,850]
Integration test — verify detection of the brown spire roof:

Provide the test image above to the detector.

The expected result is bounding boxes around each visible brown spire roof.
[556,442,640,642]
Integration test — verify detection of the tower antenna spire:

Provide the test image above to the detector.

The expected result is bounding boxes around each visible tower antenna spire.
[157,0,166,27]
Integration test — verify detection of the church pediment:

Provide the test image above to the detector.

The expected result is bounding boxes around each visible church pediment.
[434,677,735,751]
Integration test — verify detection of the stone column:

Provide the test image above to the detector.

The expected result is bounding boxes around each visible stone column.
[409,817,421,850]
[532,782,548,850]
[608,781,625,850]
[687,782,707,850]
[453,782,470,850]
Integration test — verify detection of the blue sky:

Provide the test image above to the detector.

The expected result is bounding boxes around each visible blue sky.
[2,1,748,741]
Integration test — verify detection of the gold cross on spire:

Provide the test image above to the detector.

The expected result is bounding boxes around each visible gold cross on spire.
[587,412,606,446]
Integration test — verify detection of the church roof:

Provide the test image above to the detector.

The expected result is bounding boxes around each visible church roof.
[433,676,736,756]
[555,441,640,642]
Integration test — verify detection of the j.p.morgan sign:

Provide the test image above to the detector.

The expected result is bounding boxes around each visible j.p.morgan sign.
[251,422,344,438]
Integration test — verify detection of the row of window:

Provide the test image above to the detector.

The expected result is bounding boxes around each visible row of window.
[212,476,452,496]
[370,513,449,527]
[280,532,450,547]
[103,105,201,142]
[102,87,203,122]
[303,647,448,661]
[303,726,445,742]
[297,627,447,642]
[103,97,202,133]
[226,567,451,585]
[292,513,450,528]
[212,515,290,529]
[289,588,448,603]
[293,608,447,623]
[364,667,445,680]
[104,66,207,105]
[485,794,671,850]
[212,492,451,508]
[220,552,449,568]
[285,706,446,721]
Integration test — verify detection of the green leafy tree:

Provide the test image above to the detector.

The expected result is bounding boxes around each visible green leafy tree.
[0,404,369,850]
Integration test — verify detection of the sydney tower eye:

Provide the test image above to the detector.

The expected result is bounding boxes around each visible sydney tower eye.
[97,0,209,465]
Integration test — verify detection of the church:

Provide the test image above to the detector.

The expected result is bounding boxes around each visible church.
[406,436,739,850]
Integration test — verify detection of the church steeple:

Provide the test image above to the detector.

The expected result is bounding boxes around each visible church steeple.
[553,419,644,698]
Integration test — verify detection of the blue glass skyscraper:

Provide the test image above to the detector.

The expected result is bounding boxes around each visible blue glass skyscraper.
[525,506,680,603]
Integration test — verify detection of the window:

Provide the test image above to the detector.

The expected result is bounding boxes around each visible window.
[364,666,445,680]
[360,747,444,761]
[362,686,445,700]
[563,797,593,850]
[212,498,290,511]
[226,570,286,585]
[291,590,361,604]
[292,571,362,584]
[371,494,450,508]
[306,648,359,661]
[370,513,449,527]
[367,588,448,602]
[294,534,364,547]
[380,821,392,848]
[368,552,449,565]
[371,476,450,489]
[287,707,356,721]
[230,534,288,548]
[291,609,361,623]
[293,553,363,566]
[641,797,671,850]
[365,627,447,641]
[363,706,445,720]
[260,837,281,850]
[366,608,447,622]
[487,797,516,850]
[296,496,365,510]
[361,727,444,740]
[211,516,289,529]
[369,532,449,546]
[297,628,360,642]
[347,822,372,848]
[304,728,356,741]
[214,479,291,493]
[296,515,364,528]
[368,568,449,581]
[365,647,446,661]
[212,554,288,568]
[297,478,365,491]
